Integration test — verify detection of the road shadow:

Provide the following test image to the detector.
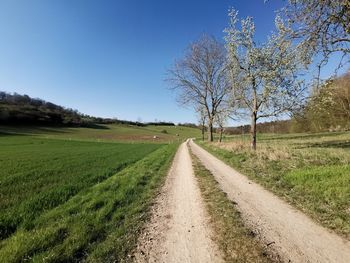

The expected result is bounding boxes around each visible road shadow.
[0,131,24,136]
[82,123,110,130]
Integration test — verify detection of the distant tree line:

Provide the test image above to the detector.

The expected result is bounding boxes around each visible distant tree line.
[100,118,145,126]
[224,120,292,135]
[178,123,198,128]
[146,122,175,126]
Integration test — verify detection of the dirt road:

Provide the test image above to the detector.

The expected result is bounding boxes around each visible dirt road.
[189,139,350,263]
[134,141,223,263]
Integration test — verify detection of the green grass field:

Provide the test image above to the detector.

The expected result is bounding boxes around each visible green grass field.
[199,131,350,238]
[0,124,200,143]
[0,126,182,262]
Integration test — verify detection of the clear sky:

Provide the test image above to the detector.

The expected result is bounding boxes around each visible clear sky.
[0,0,293,124]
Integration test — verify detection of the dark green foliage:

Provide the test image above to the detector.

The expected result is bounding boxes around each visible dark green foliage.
[177,123,198,128]
[145,122,175,126]
[0,92,84,125]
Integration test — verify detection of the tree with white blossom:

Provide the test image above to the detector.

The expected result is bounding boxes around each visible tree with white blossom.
[214,109,230,143]
[275,0,350,80]
[225,9,306,150]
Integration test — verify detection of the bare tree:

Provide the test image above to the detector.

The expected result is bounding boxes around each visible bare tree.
[196,106,207,141]
[167,35,231,141]
[275,0,350,79]
[225,9,305,150]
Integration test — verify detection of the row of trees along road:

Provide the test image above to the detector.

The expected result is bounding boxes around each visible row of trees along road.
[168,0,350,150]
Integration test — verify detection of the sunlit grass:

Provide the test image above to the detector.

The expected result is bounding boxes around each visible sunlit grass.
[0,135,162,240]
[0,124,201,143]
[199,131,350,238]
[0,135,178,262]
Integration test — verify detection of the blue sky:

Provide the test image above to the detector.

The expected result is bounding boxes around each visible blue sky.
[0,0,295,124]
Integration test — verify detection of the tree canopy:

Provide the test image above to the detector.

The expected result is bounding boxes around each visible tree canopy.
[168,35,233,141]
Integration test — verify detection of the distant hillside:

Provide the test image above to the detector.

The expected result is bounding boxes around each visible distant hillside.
[0,92,85,126]
[0,92,177,127]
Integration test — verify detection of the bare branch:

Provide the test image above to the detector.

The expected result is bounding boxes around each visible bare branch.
[167,35,233,141]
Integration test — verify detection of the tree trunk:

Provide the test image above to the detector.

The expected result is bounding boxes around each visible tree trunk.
[208,119,214,142]
[251,112,257,150]
[251,79,258,150]
[201,125,205,141]
[219,128,223,142]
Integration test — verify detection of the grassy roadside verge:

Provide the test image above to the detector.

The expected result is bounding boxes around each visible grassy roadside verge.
[196,132,350,239]
[190,150,276,263]
[0,143,179,263]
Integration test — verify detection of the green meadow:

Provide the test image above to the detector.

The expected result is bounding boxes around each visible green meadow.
[0,124,200,143]
[0,126,184,262]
